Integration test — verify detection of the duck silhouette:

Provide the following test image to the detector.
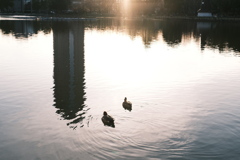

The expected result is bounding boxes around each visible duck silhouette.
[101,111,115,127]
[122,97,132,111]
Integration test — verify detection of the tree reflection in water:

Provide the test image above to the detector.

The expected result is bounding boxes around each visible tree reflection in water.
[0,19,239,53]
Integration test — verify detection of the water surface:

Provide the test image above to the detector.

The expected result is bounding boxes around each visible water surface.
[0,18,240,160]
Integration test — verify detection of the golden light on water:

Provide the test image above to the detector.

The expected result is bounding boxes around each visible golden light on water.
[85,27,239,94]
[86,30,198,88]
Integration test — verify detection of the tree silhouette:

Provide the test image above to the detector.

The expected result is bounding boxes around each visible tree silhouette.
[0,0,14,12]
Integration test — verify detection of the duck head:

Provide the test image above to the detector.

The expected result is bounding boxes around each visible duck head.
[103,111,108,116]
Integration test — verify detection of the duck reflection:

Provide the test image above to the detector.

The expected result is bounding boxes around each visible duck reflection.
[52,21,87,129]
[102,111,115,128]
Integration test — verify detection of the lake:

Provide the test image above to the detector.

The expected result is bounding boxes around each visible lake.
[0,16,240,160]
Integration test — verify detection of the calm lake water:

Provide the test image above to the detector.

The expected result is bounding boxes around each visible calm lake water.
[0,17,240,160]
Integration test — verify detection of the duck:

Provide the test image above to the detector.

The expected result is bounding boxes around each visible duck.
[101,111,115,127]
[122,97,132,111]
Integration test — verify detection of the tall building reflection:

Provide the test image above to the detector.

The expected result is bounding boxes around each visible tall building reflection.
[52,21,87,129]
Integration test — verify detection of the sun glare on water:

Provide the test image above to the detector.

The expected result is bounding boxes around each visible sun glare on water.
[85,30,204,90]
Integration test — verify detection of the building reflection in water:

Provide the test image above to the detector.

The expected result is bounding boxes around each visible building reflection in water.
[0,20,35,38]
[197,22,216,50]
[52,21,87,129]
[14,21,35,38]
[0,20,52,38]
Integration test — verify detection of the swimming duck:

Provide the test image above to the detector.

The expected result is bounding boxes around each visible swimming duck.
[102,111,115,127]
[122,97,132,111]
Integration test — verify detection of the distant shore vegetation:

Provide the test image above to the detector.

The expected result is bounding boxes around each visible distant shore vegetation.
[1,0,240,17]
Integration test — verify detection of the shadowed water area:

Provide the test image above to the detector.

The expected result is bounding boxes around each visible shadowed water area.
[0,17,240,160]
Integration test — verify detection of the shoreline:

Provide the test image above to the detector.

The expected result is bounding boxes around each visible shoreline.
[1,13,240,22]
